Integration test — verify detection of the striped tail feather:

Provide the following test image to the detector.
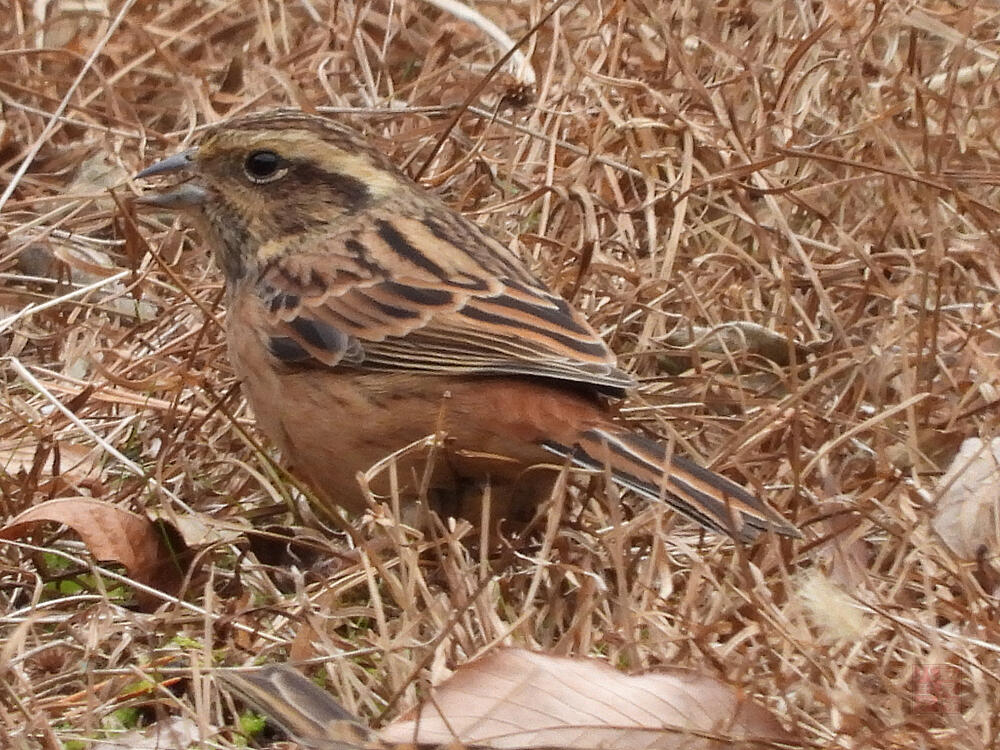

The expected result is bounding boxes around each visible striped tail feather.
[542,427,799,541]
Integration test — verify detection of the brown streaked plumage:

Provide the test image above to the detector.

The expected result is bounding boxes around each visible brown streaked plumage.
[136,110,798,541]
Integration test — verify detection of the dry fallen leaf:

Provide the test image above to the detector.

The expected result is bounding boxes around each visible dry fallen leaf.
[0,438,102,494]
[661,318,820,367]
[89,716,210,750]
[380,648,796,749]
[0,497,187,608]
[931,437,1000,561]
[221,651,797,749]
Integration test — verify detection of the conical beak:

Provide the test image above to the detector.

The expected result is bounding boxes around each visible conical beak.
[134,148,208,208]
[135,149,196,179]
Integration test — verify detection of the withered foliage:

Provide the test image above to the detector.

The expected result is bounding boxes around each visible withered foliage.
[2,1,999,748]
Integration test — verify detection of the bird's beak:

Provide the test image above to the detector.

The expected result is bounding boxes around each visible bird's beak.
[135,149,196,179]
[134,148,208,208]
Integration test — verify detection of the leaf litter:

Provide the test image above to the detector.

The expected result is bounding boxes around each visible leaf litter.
[2,1,1000,748]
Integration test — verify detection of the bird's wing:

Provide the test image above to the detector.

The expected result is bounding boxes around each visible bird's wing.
[255,210,635,394]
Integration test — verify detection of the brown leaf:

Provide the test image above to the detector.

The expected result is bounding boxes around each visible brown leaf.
[0,498,187,607]
[380,648,796,749]
[0,438,102,495]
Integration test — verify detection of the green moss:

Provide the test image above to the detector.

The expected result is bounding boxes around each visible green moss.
[238,710,267,738]
[170,634,203,650]
[109,706,141,729]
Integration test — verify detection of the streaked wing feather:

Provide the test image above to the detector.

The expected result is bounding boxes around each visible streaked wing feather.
[256,210,635,393]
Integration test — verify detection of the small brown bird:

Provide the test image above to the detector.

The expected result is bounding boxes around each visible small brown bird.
[137,110,797,540]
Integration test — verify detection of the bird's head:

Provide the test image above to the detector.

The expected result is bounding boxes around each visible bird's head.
[136,111,404,280]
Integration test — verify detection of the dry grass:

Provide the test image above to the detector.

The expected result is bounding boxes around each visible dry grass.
[2,0,1000,747]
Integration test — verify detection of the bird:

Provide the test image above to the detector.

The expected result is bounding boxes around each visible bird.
[135,110,798,541]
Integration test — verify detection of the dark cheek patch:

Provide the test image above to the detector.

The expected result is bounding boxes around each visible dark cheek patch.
[289,164,371,210]
[263,167,371,235]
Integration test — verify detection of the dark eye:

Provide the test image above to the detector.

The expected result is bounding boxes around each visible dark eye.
[243,150,286,183]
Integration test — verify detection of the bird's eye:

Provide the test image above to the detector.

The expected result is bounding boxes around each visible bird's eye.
[243,150,286,184]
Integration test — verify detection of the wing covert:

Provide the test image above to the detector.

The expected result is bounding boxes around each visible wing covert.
[255,210,635,394]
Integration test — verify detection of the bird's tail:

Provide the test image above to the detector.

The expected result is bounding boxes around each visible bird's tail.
[542,426,799,541]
